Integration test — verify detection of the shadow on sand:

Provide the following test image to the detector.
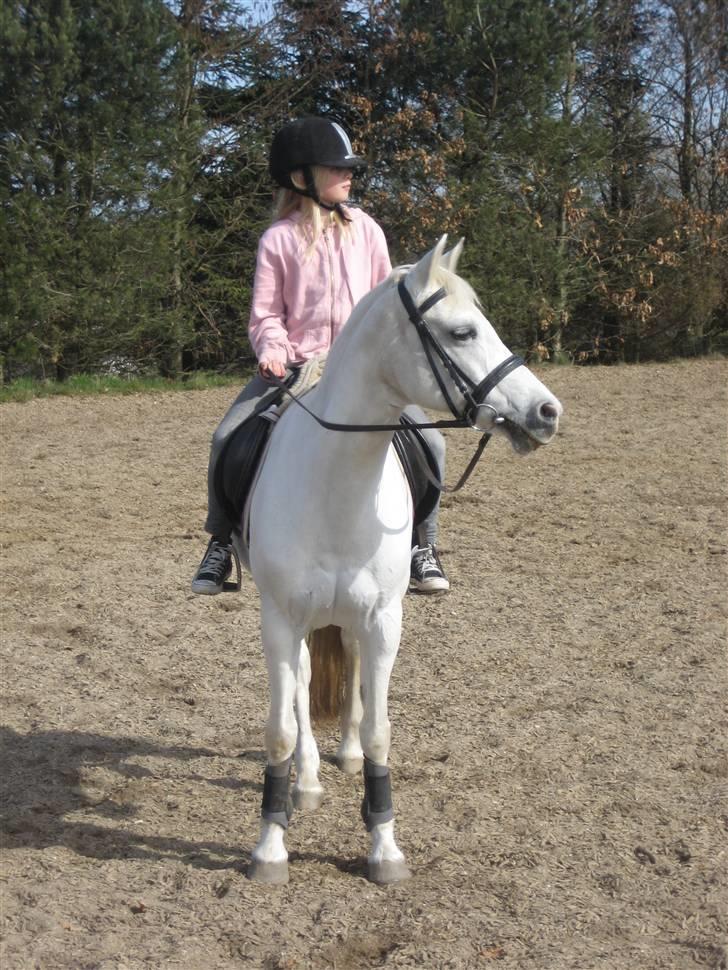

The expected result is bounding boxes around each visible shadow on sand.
[0,726,264,870]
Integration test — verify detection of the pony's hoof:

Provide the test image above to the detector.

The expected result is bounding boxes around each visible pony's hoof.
[368,859,411,885]
[337,755,364,775]
[292,787,324,811]
[246,859,289,885]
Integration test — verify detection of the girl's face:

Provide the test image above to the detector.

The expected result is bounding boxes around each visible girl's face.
[315,166,353,205]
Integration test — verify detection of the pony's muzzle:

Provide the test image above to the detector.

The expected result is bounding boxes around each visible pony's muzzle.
[540,401,561,422]
[527,398,562,440]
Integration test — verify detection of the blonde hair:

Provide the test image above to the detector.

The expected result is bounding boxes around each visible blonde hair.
[272,166,354,257]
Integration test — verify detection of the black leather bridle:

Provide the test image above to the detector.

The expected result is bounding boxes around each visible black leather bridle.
[266,279,527,491]
[396,280,524,432]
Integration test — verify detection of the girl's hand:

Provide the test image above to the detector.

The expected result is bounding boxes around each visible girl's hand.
[258,358,287,380]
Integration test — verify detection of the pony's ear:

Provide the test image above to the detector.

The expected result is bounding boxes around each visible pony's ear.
[441,237,465,275]
[406,235,449,296]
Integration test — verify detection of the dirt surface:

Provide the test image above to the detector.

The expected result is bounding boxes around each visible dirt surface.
[1,360,726,970]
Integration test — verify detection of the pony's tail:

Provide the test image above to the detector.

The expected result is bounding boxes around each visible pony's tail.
[308,625,345,721]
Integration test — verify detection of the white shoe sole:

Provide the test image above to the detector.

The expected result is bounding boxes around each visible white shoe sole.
[190,580,225,595]
[410,577,450,593]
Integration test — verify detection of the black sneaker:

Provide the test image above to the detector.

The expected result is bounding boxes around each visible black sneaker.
[191,538,233,595]
[410,544,450,593]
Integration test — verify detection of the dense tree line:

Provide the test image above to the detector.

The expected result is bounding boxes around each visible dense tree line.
[1,0,726,381]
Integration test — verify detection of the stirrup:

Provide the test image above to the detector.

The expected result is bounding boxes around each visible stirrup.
[222,545,242,592]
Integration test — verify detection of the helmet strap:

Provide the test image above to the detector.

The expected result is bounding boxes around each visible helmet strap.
[290,165,351,222]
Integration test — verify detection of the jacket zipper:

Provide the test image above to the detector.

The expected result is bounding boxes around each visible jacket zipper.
[323,228,335,345]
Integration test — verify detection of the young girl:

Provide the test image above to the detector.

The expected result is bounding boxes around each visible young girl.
[191,116,450,595]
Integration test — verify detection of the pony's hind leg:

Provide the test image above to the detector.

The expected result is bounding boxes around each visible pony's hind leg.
[357,605,411,885]
[336,629,364,774]
[293,640,324,810]
[248,598,300,885]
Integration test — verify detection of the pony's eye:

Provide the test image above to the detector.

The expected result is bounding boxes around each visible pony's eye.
[450,326,477,342]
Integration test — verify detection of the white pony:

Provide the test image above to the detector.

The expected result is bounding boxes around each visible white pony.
[238,236,562,884]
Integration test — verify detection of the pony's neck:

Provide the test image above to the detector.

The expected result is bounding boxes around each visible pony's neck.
[313,289,406,431]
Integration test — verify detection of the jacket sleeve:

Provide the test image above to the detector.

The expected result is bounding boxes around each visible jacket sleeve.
[247,231,295,365]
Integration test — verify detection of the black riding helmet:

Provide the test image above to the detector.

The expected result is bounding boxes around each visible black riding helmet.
[269,116,365,211]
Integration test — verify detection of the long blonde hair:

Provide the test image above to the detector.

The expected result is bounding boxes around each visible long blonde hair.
[272,166,354,257]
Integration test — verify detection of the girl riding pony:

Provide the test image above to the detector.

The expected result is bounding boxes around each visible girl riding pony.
[191,116,450,595]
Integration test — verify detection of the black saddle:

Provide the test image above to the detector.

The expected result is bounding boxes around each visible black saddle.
[213,381,290,530]
[214,392,441,533]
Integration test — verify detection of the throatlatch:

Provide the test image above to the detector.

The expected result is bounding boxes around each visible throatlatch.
[261,757,294,829]
[361,758,394,831]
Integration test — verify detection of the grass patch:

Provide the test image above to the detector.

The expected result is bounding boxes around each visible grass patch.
[0,371,251,404]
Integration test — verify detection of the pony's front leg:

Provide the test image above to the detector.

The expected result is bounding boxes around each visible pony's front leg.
[248,599,300,885]
[336,629,364,774]
[358,605,411,885]
[293,640,324,810]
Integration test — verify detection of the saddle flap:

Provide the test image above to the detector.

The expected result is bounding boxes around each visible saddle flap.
[213,386,286,526]
[393,416,441,531]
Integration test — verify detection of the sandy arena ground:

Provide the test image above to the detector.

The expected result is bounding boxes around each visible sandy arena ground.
[1,359,726,969]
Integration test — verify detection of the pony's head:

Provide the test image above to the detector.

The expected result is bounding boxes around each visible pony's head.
[388,236,562,453]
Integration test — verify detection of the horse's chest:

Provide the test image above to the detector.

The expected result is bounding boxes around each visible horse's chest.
[253,443,410,539]
[249,433,412,630]
[324,569,407,630]
[255,547,408,633]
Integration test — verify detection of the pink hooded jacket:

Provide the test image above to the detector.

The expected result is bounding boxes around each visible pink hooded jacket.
[248,207,392,367]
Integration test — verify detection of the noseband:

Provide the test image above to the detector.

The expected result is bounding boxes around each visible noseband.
[266,278,527,491]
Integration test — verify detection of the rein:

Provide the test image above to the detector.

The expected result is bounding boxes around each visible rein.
[266,280,525,492]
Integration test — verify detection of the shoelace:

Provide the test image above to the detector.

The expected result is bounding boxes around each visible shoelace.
[202,542,231,577]
[413,546,439,573]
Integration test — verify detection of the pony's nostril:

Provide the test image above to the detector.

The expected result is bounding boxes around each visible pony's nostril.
[540,401,559,421]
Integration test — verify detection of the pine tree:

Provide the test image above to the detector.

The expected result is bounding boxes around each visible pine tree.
[1,0,179,379]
